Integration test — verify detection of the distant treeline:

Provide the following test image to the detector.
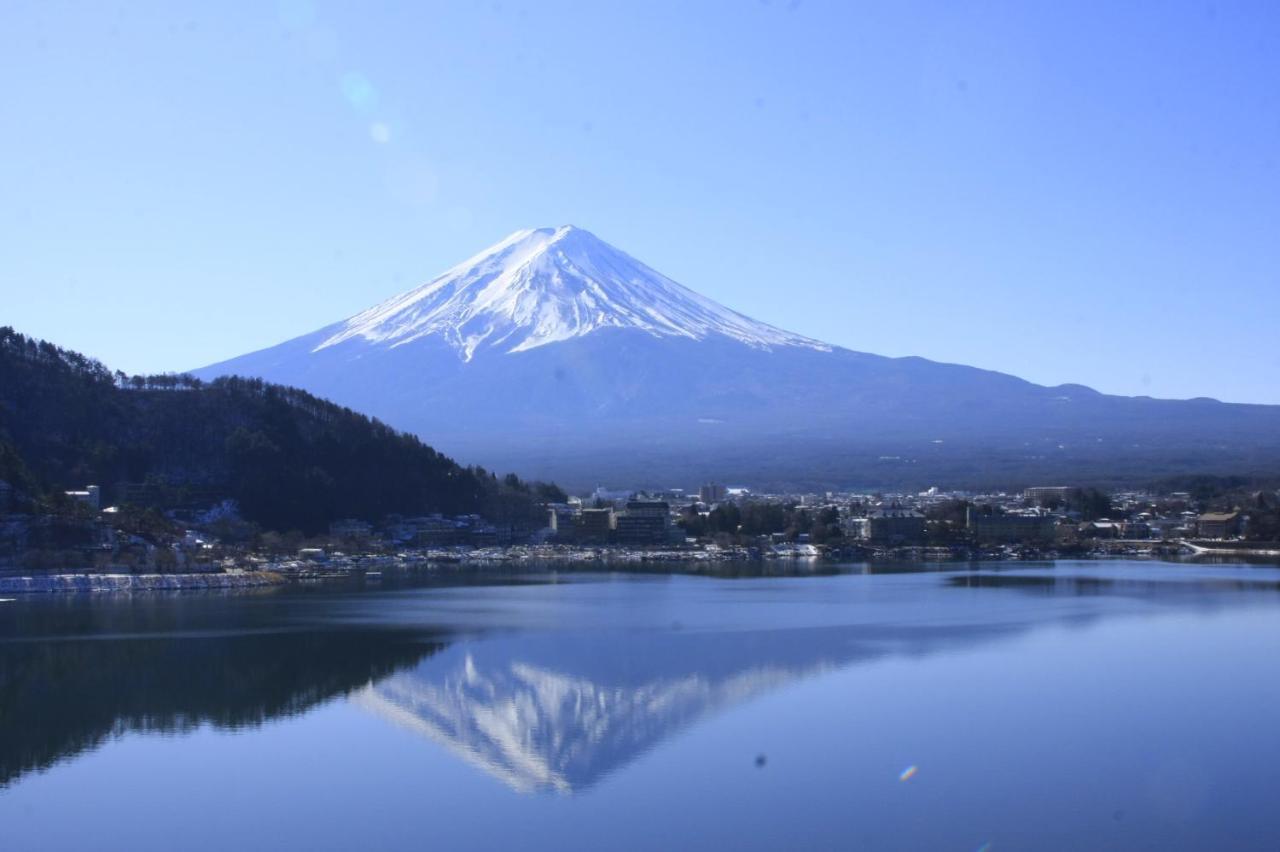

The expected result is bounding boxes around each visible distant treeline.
[0,328,563,533]
[1142,473,1280,501]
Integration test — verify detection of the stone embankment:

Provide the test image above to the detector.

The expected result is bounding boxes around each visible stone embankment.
[0,572,285,594]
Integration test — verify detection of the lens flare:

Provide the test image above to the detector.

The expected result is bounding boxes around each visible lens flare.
[340,72,378,112]
[898,765,918,782]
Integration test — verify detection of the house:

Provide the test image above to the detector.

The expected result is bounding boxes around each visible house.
[1146,518,1182,540]
[1121,520,1153,539]
[1197,512,1242,539]
[1080,520,1123,539]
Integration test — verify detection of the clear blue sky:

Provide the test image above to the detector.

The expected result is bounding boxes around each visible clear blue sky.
[4,1,1278,402]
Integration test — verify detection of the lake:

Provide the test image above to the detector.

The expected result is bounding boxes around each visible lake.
[3,560,1280,851]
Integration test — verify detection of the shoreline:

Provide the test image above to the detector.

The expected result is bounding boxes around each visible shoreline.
[0,572,286,594]
[4,547,1279,595]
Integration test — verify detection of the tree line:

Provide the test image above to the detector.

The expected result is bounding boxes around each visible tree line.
[0,327,561,533]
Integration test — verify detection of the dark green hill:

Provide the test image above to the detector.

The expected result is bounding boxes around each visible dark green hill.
[0,328,558,533]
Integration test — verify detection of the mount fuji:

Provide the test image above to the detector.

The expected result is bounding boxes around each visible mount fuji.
[194,226,1280,489]
[314,225,827,361]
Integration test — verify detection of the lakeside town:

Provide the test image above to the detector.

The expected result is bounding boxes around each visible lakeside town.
[3,476,1279,592]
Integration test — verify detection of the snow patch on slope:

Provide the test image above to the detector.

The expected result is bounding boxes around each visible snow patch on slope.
[315,226,829,360]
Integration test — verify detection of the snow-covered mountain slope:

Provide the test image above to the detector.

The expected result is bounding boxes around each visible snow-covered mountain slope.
[193,227,1280,489]
[312,225,828,361]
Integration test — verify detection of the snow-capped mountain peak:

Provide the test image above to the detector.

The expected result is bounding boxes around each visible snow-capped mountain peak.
[314,225,829,360]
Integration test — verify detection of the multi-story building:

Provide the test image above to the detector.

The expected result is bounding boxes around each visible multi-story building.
[547,505,576,537]
[406,516,467,546]
[844,516,871,540]
[614,501,671,545]
[469,524,501,547]
[866,507,927,545]
[967,509,1056,544]
[699,483,727,504]
[1197,512,1242,539]
[1024,486,1074,504]
[576,508,616,544]
[329,518,373,539]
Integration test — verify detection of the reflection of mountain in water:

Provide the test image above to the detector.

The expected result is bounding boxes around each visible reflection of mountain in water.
[8,567,1272,794]
[0,628,439,787]
[356,624,1012,794]
[356,568,1280,795]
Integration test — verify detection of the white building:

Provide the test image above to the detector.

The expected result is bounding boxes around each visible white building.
[64,485,101,511]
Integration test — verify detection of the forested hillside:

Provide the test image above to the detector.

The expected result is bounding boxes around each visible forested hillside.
[0,328,558,532]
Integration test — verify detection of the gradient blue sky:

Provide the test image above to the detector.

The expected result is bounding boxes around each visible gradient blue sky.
[4,1,1278,402]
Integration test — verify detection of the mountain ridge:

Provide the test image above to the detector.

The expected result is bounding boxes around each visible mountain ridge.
[194,227,1280,489]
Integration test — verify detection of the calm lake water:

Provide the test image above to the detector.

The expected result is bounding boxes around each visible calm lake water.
[3,560,1280,851]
